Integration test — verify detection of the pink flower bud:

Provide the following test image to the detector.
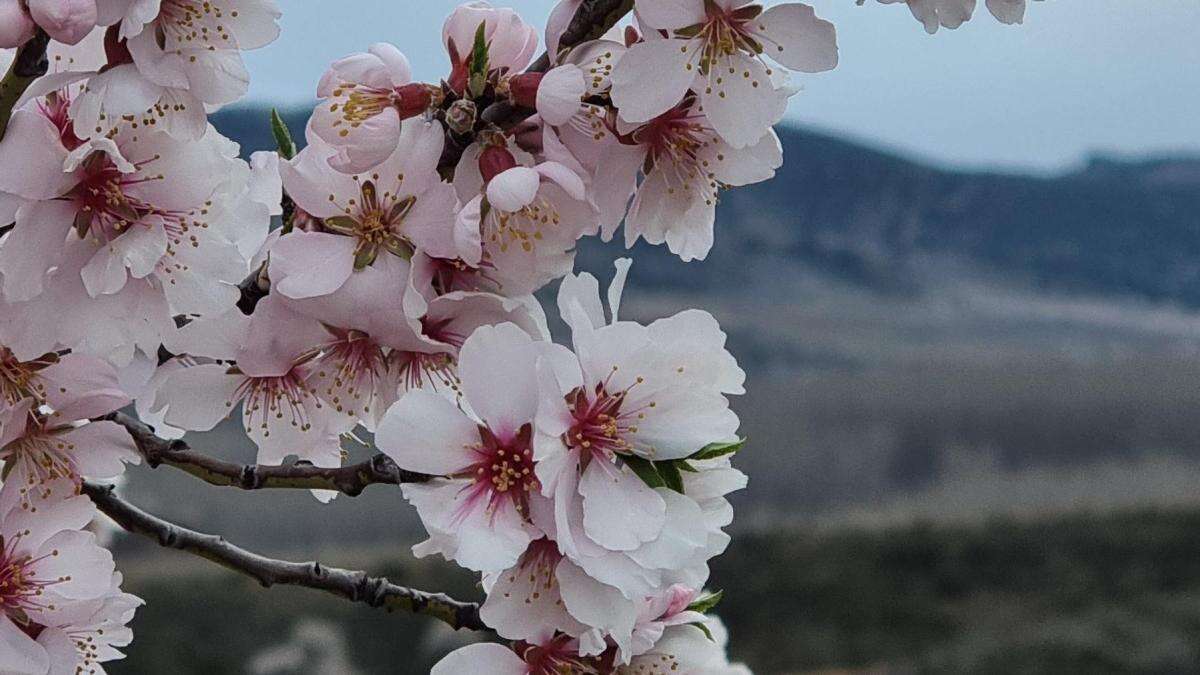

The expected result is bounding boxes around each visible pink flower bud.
[0,0,36,49]
[507,72,544,110]
[395,82,433,120]
[28,0,98,46]
[479,145,518,183]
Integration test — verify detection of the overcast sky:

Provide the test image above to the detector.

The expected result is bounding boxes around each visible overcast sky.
[242,1,1200,172]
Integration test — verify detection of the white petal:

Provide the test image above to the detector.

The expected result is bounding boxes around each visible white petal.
[431,644,526,675]
[701,54,788,149]
[159,364,243,432]
[270,231,356,299]
[375,390,479,475]
[610,37,698,123]
[634,0,706,29]
[580,459,666,551]
[487,166,541,212]
[458,323,540,438]
[757,2,839,73]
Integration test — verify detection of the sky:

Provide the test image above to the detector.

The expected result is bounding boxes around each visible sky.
[242,1,1200,172]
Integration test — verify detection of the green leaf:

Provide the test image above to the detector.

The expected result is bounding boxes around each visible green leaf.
[688,621,715,642]
[623,455,664,489]
[270,108,297,160]
[655,460,685,494]
[687,589,723,614]
[468,22,490,98]
[690,437,747,461]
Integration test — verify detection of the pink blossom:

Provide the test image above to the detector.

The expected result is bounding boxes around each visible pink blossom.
[591,96,782,261]
[610,0,836,148]
[454,144,598,295]
[877,0,977,33]
[431,635,608,675]
[275,123,456,299]
[97,0,281,107]
[0,355,137,492]
[375,323,567,572]
[0,479,139,674]
[531,261,744,597]
[307,42,436,173]
[155,297,356,501]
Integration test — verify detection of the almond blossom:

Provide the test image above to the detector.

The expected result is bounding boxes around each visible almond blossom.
[307,42,437,174]
[0,366,137,495]
[155,296,355,500]
[0,479,138,675]
[453,142,598,295]
[532,261,745,597]
[592,95,782,261]
[874,0,1038,33]
[375,322,567,572]
[611,0,837,148]
[274,120,457,296]
[97,0,281,104]
[0,96,251,309]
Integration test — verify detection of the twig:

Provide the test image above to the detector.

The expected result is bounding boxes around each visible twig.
[106,412,432,497]
[82,482,488,632]
[0,29,50,140]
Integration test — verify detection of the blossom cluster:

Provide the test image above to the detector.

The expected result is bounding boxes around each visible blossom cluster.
[0,0,1036,671]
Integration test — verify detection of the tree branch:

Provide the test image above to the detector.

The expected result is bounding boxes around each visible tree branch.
[82,482,488,632]
[106,412,432,497]
[0,29,50,140]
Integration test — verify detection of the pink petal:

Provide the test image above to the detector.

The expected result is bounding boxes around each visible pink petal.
[375,390,479,475]
[757,2,839,73]
[28,0,98,46]
[270,231,356,299]
[487,166,541,212]
[610,36,698,124]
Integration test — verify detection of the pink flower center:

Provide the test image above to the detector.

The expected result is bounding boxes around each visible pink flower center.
[499,538,561,604]
[515,634,610,675]
[1,532,66,622]
[68,152,175,244]
[388,351,458,393]
[323,179,416,267]
[632,99,721,206]
[231,367,320,437]
[312,330,387,418]
[0,349,53,410]
[459,424,539,518]
[0,426,79,489]
[564,376,651,461]
[37,93,83,151]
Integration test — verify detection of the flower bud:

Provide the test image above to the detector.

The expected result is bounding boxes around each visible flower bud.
[395,83,434,120]
[445,98,477,135]
[479,145,518,183]
[507,72,544,110]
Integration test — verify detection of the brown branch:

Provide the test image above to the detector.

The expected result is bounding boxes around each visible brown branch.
[107,411,432,497]
[82,482,488,632]
[0,29,50,140]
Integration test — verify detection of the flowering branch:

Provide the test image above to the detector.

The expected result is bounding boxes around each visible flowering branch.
[106,412,432,496]
[0,28,50,140]
[81,482,489,632]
